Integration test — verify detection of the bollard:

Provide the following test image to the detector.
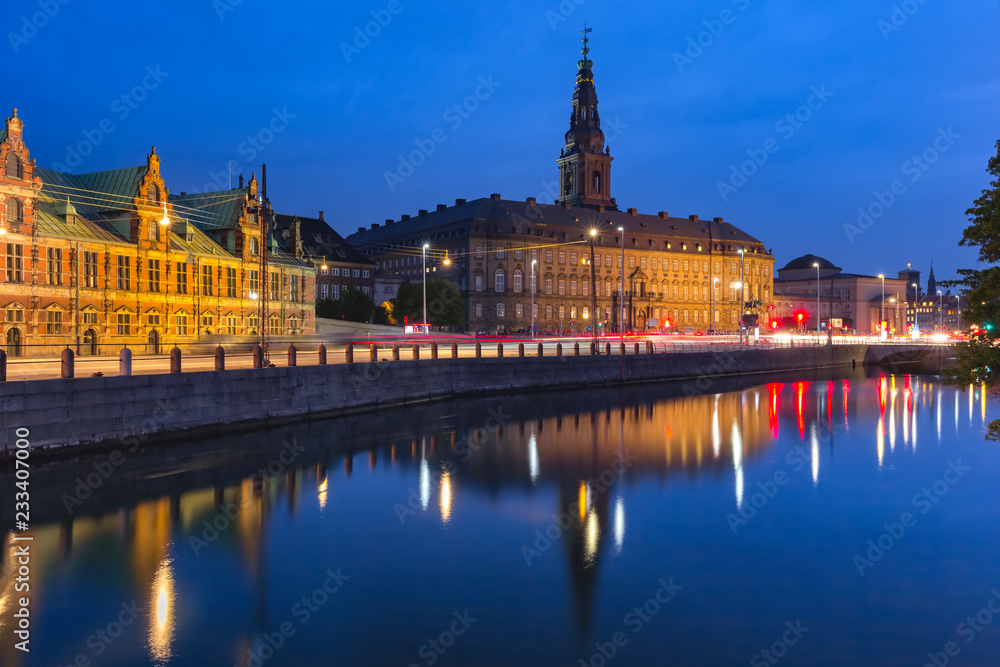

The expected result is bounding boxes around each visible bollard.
[288,344,297,367]
[605,343,611,355]
[619,343,625,356]
[537,343,543,357]
[61,347,74,379]
[253,344,264,368]
[556,343,562,357]
[120,347,132,376]
[370,343,377,362]
[646,341,653,354]
[451,342,458,358]
[170,346,182,373]
[574,343,580,356]
[475,343,482,358]
[497,343,503,358]
[518,343,525,358]
[318,343,327,365]
[0,349,5,381]
[215,345,225,371]
[345,343,353,364]
[590,342,597,356]
[413,344,420,360]
[635,342,640,355]
[431,342,438,359]
[392,345,400,361]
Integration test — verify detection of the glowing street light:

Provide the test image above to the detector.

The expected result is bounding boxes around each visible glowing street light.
[813,262,820,338]
[422,243,429,334]
[530,259,537,340]
[618,226,625,341]
[878,273,885,334]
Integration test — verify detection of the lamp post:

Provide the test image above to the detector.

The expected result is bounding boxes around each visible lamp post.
[878,273,885,335]
[738,248,745,345]
[937,289,943,331]
[712,277,718,333]
[618,226,625,342]
[422,243,429,334]
[530,259,537,340]
[813,262,820,339]
[589,229,598,349]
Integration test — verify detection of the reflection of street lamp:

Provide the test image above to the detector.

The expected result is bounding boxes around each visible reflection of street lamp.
[530,259,537,340]
[813,262,820,337]
[422,243,429,334]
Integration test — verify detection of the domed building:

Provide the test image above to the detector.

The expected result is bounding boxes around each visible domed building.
[772,254,909,334]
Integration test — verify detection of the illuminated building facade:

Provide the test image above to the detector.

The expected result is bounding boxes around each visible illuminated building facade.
[346,34,774,334]
[0,109,315,357]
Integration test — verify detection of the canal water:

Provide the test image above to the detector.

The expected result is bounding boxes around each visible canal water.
[1,368,998,666]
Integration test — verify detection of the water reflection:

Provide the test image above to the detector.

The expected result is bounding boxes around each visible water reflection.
[0,371,994,666]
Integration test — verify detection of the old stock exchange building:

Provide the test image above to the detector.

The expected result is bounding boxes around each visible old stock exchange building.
[347,35,774,334]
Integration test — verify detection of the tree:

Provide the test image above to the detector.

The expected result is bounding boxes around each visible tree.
[945,139,1000,439]
[315,286,375,323]
[389,278,466,328]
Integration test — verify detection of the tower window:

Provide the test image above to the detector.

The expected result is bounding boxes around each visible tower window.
[593,170,602,194]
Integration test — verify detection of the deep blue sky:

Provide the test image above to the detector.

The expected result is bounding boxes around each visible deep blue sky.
[3,0,997,284]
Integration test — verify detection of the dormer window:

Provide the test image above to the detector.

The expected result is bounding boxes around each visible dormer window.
[148,184,160,203]
[5,153,22,179]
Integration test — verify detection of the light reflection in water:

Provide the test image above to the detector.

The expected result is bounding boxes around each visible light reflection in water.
[877,414,885,469]
[889,386,896,452]
[148,556,175,666]
[419,459,430,511]
[712,395,721,459]
[982,384,987,423]
[936,389,942,442]
[732,421,744,509]
[439,471,452,524]
[810,423,819,485]
[317,476,328,511]
[578,482,588,522]
[583,510,600,567]
[613,497,625,553]
[528,434,539,484]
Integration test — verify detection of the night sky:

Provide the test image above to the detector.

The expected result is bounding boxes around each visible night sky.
[3,0,997,283]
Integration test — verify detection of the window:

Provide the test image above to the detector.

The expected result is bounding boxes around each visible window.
[703,261,709,272]
[582,279,589,296]
[201,265,214,296]
[248,314,258,333]
[628,256,635,269]
[330,268,340,276]
[530,271,536,294]
[605,277,612,295]
[714,262,721,274]
[321,266,329,276]
[82,311,97,324]
[640,257,647,269]
[570,252,578,265]
[495,269,506,292]
[532,303,538,319]
[174,314,188,335]
[683,261,689,272]
[545,250,553,263]
[290,277,299,302]
[545,279,553,295]
[147,259,160,292]
[226,316,237,335]
[651,258,657,270]
[570,306,577,319]
[269,272,279,301]
[545,305,553,319]
[83,251,98,288]
[147,220,160,242]
[475,275,484,292]
[604,254,611,267]
[363,270,370,278]
[201,313,214,328]
[475,245,483,258]
[47,248,62,285]
[558,306,565,319]
[703,287,709,300]
[673,285,679,299]
[176,263,188,294]
[531,249,538,263]
[362,286,370,295]
[117,312,131,335]
[570,280,577,296]
[5,152,23,179]
[496,247,505,259]
[617,255,623,268]
[147,313,160,326]
[682,286,689,300]
[513,270,523,293]
[148,184,160,203]
[673,260,679,271]
[558,279,565,295]
[475,303,483,317]
[558,252,566,264]
[45,310,62,334]
[249,237,258,255]
[214,265,231,297]
[321,284,329,299]
[515,303,524,318]
[595,255,601,267]
[594,280,601,297]
[6,197,23,225]
[515,248,523,260]
[353,269,360,277]
[332,285,340,299]
[117,256,131,290]
[496,303,505,317]
[583,306,589,319]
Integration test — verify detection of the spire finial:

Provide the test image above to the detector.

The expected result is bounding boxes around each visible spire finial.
[578,24,593,69]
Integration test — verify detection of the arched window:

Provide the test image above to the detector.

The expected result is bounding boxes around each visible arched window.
[475,303,483,318]
[249,237,259,255]
[6,197,23,224]
[515,303,524,318]
[495,268,505,293]
[5,153,22,179]
[148,184,160,203]
[512,269,523,293]
[593,170,602,194]
[496,303,505,318]
[545,305,553,319]
[558,306,566,319]
[147,220,160,241]
[570,306,577,319]
[604,277,612,296]
[564,168,573,196]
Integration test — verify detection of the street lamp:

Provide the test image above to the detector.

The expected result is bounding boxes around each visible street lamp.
[618,226,625,342]
[589,229,598,349]
[530,259,537,340]
[422,243,429,334]
[712,277,718,333]
[878,273,885,335]
[738,248,745,345]
[813,262,820,338]
[937,289,943,331]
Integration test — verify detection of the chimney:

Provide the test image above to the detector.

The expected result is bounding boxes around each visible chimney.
[490,193,501,201]
[658,211,669,219]
[525,197,536,205]
[419,209,428,216]
[357,227,365,233]
[689,214,699,222]
[713,216,723,223]
[318,211,324,220]
[401,214,411,221]
[455,198,466,206]
[180,192,186,196]
[562,201,572,209]
[371,223,380,229]
[628,208,637,216]
[437,204,447,211]
[289,217,303,257]
[385,218,394,225]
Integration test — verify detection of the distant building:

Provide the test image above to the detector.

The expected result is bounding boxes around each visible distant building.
[271,212,374,303]
[772,254,908,334]
[0,109,315,357]
[347,32,774,334]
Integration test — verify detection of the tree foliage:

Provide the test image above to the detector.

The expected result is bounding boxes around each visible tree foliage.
[315,285,375,323]
[944,139,1000,439]
[389,278,466,328]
